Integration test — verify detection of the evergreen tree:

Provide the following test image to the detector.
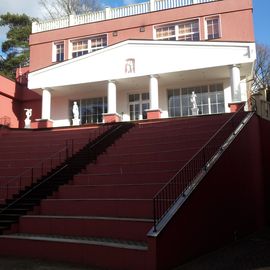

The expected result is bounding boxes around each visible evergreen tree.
[0,13,33,79]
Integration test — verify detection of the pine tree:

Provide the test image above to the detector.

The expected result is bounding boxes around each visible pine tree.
[0,13,33,79]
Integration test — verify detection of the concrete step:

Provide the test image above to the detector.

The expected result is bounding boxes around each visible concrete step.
[54,183,165,199]
[0,233,151,269]
[40,198,153,219]
[19,215,153,242]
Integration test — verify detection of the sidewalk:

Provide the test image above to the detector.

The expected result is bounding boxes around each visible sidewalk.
[0,257,100,270]
[175,227,270,270]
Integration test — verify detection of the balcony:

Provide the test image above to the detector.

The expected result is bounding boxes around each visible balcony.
[32,0,219,33]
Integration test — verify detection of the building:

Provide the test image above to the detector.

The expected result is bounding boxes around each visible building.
[23,0,255,128]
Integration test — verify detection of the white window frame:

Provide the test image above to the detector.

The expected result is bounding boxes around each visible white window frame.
[205,15,221,40]
[69,34,108,59]
[155,19,200,41]
[52,41,64,62]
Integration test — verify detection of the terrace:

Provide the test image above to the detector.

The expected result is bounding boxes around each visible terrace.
[32,0,219,33]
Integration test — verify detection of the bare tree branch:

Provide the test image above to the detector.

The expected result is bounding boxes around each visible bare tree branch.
[39,0,102,19]
[251,44,270,94]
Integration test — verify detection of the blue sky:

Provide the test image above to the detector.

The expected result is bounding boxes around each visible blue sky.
[253,0,269,45]
[0,0,269,58]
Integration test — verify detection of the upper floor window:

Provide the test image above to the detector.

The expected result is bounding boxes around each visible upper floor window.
[53,42,64,62]
[206,16,220,39]
[71,35,107,58]
[155,20,199,41]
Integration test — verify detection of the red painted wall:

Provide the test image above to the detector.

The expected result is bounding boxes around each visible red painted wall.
[0,73,42,128]
[259,118,270,224]
[29,0,254,72]
[152,115,265,270]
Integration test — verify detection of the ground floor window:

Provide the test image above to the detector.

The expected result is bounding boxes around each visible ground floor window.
[168,83,225,117]
[129,92,149,120]
[69,97,107,124]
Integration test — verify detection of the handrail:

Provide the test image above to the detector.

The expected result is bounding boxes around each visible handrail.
[0,125,110,201]
[153,104,249,231]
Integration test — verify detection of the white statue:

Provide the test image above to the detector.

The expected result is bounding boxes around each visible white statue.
[72,101,80,126]
[72,101,79,120]
[190,91,198,109]
[24,108,32,128]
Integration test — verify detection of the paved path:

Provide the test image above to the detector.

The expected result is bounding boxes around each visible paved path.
[0,257,99,270]
[175,227,270,270]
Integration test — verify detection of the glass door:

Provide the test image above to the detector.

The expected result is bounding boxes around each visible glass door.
[129,93,149,120]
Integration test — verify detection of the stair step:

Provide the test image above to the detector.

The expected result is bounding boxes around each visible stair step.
[0,233,150,269]
[1,233,148,250]
[19,215,152,242]
[40,198,153,218]
[55,183,165,199]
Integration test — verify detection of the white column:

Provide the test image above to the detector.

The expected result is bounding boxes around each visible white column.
[107,80,117,114]
[42,88,51,120]
[230,65,241,102]
[149,75,159,110]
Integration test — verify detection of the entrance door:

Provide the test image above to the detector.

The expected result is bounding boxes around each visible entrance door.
[129,93,149,120]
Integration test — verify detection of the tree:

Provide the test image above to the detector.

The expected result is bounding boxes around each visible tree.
[0,13,32,79]
[252,44,270,94]
[39,0,101,19]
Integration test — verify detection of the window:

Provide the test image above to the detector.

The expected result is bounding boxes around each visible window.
[72,40,88,58]
[168,84,225,117]
[178,20,199,41]
[71,35,107,58]
[129,92,149,120]
[155,20,199,41]
[53,42,64,62]
[206,16,220,39]
[69,97,107,124]
[156,25,176,40]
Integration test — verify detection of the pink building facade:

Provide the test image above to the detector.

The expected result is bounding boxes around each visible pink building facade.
[2,0,256,128]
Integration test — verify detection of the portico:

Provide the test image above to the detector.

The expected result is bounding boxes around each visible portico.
[28,40,256,127]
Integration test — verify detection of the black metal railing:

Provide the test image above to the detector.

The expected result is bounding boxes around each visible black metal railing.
[0,124,110,202]
[153,104,250,232]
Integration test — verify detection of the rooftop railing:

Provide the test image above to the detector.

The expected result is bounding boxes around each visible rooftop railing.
[32,0,218,33]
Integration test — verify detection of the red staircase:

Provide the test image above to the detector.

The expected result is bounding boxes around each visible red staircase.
[0,126,109,203]
[0,114,235,269]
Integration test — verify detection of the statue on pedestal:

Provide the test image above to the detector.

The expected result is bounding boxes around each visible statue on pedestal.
[72,101,80,126]
[190,91,199,115]
[24,108,32,128]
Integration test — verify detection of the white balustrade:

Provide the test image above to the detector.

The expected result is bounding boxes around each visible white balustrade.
[32,0,218,33]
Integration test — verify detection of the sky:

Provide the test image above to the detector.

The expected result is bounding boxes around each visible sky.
[0,0,269,57]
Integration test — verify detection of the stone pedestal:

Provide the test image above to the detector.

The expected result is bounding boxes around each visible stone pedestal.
[228,101,246,112]
[24,119,31,129]
[146,109,162,120]
[72,118,81,126]
[103,113,121,123]
[191,107,199,116]
[32,119,53,129]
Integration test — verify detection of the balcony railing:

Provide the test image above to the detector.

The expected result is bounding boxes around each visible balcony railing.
[32,0,218,33]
